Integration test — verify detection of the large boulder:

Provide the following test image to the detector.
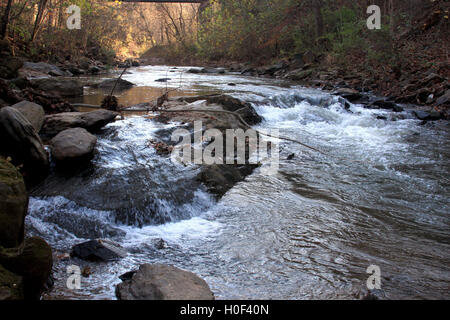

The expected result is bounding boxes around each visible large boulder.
[0,264,23,300]
[0,237,52,300]
[22,62,66,77]
[11,100,45,133]
[41,109,118,138]
[71,239,127,262]
[0,107,49,184]
[116,264,214,300]
[0,159,28,248]
[50,128,97,164]
[30,78,83,97]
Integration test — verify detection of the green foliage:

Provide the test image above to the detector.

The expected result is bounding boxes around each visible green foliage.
[196,1,397,65]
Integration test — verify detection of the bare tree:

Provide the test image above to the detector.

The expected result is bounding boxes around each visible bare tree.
[0,0,13,39]
[31,0,48,42]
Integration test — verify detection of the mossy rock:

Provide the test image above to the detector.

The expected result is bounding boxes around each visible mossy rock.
[0,158,28,248]
[0,237,52,300]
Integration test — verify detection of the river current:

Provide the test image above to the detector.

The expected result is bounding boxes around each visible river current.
[27,66,450,299]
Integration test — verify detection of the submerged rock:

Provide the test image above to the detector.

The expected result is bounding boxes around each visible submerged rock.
[41,109,118,138]
[155,78,171,82]
[94,78,134,90]
[50,128,97,164]
[0,107,49,184]
[71,239,127,262]
[116,264,214,300]
[11,100,45,133]
[43,211,126,239]
[197,164,258,198]
[0,159,28,248]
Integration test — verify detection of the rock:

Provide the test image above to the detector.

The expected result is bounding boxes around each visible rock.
[9,77,30,90]
[0,264,23,300]
[43,211,126,239]
[241,67,256,76]
[285,69,313,81]
[115,264,214,300]
[187,68,201,74]
[334,88,362,102]
[22,62,65,77]
[260,62,287,76]
[119,270,136,282]
[414,110,430,120]
[0,107,49,184]
[66,65,85,75]
[11,101,45,133]
[155,78,171,82]
[197,164,258,198]
[0,237,52,299]
[436,89,450,106]
[30,78,83,97]
[0,159,28,248]
[131,60,140,67]
[94,78,134,90]
[0,54,23,79]
[41,109,118,138]
[414,110,442,121]
[71,239,127,262]
[89,66,101,74]
[50,128,97,164]
[177,94,262,126]
[200,67,225,74]
[371,99,404,112]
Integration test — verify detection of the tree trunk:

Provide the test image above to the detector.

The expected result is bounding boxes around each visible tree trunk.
[0,0,13,39]
[389,0,395,35]
[313,0,324,38]
[31,0,48,42]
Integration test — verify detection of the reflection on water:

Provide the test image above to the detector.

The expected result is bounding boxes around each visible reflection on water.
[71,85,220,107]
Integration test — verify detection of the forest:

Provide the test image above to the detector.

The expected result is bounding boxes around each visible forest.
[0,0,448,105]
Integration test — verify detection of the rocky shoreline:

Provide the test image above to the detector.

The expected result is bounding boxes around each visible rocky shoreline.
[184,58,449,122]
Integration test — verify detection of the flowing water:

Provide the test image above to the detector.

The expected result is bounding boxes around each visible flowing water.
[27,66,449,300]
